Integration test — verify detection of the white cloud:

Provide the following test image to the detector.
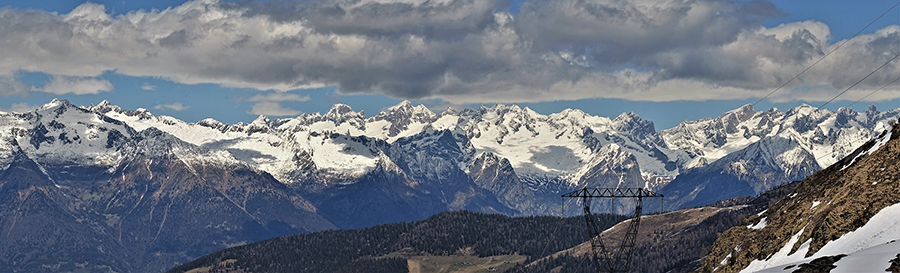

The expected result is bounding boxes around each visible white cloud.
[0,74,29,97]
[0,0,896,104]
[154,102,188,111]
[141,82,156,90]
[37,76,113,95]
[248,101,301,116]
[0,102,40,113]
[246,93,311,102]
[242,92,310,116]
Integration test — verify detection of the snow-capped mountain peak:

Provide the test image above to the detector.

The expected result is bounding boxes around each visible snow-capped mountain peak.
[38,98,67,111]
[251,115,270,126]
[661,103,898,170]
[368,100,437,138]
[439,106,459,116]
[196,118,227,130]
[378,100,435,118]
[325,104,362,120]
[718,104,756,126]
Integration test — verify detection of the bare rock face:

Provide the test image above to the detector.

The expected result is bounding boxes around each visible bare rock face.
[469,151,556,215]
[0,143,131,273]
[702,123,900,273]
[660,135,820,210]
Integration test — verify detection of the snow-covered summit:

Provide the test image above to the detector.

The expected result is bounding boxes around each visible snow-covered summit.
[0,99,241,173]
[368,100,436,138]
[660,104,898,170]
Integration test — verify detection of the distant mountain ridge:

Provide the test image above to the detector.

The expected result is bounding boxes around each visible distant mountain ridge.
[86,99,897,213]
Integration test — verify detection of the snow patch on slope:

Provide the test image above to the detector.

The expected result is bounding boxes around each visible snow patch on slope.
[748,217,767,230]
[741,228,809,273]
[842,128,892,170]
[747,203,900,272]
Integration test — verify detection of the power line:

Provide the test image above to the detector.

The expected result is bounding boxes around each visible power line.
[665,58,900,210]
[818,52,900,109]
[752,1,900,106]
[812,76,900,163]
[654,2,900,212]
[845,77,900,108]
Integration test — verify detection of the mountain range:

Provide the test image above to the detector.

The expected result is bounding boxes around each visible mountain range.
[0,99,896,271]
[89,99,896,213]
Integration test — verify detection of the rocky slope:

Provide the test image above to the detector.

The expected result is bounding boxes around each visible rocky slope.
[701,122,900,272]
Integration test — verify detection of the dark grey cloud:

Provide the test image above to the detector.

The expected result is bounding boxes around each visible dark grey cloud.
[0,0,898,105]
[228,0,508,40]
[514,0,782,68]
[159,29,191,48]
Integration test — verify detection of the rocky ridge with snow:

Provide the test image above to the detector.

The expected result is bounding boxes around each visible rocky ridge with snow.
[701,123,900,273]
[86,99,897,213]
[2,100,895,213]
[657,103,897,209]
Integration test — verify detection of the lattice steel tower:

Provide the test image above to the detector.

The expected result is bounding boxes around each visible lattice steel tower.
[562,188,663,273]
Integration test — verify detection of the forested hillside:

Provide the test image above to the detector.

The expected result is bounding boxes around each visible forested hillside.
[172,178,800,273]
[508,181,799,273]
[169,211,626,273]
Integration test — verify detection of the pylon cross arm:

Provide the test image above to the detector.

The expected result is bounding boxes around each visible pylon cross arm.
[561,187,663,198]
[560,187,663,273]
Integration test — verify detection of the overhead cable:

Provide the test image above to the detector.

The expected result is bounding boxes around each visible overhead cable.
[752,1,900,106]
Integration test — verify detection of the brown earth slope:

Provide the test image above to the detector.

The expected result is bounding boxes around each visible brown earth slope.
[701,122,900,272]
[511,204,762,273]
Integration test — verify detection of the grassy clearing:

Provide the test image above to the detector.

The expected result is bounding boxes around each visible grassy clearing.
[183,259,237,273]
[404,254,526,273]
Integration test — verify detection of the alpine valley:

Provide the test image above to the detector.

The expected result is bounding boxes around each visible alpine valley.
[0,99,896,272]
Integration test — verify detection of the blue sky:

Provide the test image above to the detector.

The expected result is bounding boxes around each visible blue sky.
[0,0,898,129]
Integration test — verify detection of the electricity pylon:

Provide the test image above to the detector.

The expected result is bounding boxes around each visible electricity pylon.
[562,188,663,273]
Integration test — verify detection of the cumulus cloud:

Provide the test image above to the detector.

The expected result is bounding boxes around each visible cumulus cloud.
[246,93,311,102]
[0,102,40,113]
[248,101,302,116]
[242,92,311,116]
[0,0,897,105]
[0,74,30,97]
[154,102,188,111]
[37,76,113,95]
[141,82,156,90]
[514,0,781,66]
